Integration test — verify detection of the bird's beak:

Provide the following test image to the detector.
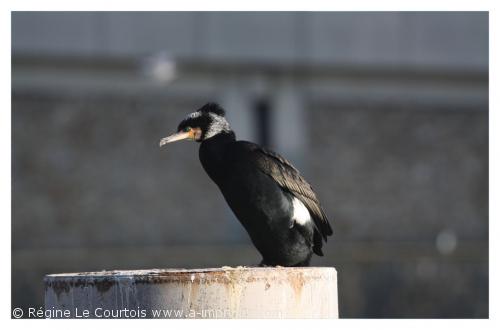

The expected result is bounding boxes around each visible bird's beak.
[159,131,191,147]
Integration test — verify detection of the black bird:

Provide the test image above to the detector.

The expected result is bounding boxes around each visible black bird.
[160,103,332,266]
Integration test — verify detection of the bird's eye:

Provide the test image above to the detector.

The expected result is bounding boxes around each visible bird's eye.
[183,127,191,132]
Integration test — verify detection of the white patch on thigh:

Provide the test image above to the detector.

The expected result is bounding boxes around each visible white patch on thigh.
[292,197,311,226]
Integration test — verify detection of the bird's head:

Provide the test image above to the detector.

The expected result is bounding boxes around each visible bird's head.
[159,103,231,146]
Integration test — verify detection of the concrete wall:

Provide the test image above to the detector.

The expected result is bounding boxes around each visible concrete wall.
[11,12,488,318]
[12,12,487,69]
[44,268,339,318]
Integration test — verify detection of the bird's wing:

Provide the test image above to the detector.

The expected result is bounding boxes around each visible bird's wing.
[237,141,333,241]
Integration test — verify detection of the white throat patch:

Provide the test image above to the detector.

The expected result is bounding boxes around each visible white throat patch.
[204,113,231,139]
[292,197,311,226]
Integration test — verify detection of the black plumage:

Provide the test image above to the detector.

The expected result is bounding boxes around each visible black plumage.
[160,103,332,266]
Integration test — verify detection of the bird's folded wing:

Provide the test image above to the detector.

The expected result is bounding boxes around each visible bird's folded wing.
[242,142,333,240]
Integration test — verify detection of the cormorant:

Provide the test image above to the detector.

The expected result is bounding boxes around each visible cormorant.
[159,103,332,266]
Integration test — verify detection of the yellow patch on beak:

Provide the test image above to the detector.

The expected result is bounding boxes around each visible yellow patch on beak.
[191,127,202,141]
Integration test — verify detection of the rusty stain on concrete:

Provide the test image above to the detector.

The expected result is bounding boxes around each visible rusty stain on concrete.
[288,271,306,299]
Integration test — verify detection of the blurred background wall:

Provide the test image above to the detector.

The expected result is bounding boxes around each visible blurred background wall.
[11,12,488,318]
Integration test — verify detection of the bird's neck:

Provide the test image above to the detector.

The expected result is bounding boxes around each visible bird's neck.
[199,131,236,182]
[202,130,236,146]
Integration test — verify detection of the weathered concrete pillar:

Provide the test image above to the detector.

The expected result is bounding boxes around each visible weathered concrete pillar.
[44,267,338,319]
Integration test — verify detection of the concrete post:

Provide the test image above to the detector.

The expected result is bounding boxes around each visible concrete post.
[44,267,338,319]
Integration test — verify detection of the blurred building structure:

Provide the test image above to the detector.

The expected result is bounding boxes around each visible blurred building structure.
[12,12,488,317]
